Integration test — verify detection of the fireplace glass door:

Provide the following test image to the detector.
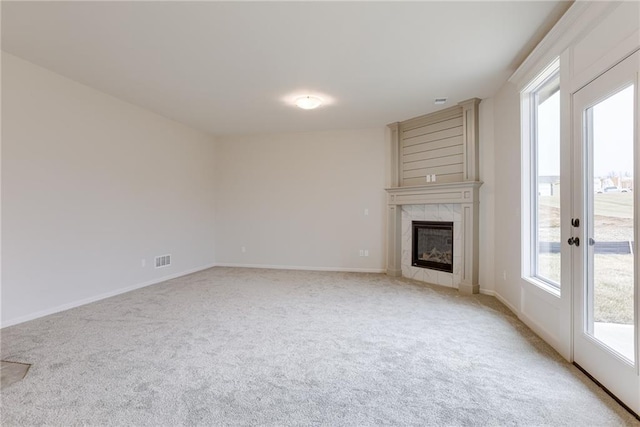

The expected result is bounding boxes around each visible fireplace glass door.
[412,221,454,273]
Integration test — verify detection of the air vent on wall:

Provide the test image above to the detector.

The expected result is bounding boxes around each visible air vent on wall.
[434,98,448,105]
[155,254,171,268]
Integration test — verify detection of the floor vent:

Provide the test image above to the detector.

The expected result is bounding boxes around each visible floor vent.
[155,254,171,268]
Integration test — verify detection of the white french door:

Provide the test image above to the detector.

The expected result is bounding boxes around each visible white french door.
[572,50,640,414]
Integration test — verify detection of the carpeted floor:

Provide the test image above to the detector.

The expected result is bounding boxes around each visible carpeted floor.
[1,267,637,426]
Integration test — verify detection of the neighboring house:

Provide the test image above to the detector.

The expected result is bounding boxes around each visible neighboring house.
[538,175,560,196]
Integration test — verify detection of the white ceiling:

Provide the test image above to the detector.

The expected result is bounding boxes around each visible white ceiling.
[2,1,570,136]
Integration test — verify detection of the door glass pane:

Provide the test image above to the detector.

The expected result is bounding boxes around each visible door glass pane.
[586,84,635,363]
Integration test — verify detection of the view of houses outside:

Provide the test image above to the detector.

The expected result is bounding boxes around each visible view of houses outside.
[589,85,634,332]
[537,85,634,332]
[536,87,561,285]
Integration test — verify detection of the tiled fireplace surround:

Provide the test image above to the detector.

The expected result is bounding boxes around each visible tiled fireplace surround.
[385,99,482,294]
[402,204,462,287]
[386,182,482,294]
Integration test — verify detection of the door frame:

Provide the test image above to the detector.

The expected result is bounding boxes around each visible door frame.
[570,49,640,414]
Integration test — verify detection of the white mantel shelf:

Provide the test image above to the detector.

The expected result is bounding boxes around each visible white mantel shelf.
[385,181,483,206]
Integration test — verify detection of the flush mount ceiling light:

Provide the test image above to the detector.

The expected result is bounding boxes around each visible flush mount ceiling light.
[295,95,323,110]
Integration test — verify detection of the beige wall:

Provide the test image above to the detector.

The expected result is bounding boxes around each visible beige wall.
[492,74,570,355]
[478,98,496,293]
[1,51,486,325]
[492,81,522,308]
[1,53,217,325]
[214,129,387,272]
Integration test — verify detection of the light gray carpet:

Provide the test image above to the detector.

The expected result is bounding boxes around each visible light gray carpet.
[1,267,637,426]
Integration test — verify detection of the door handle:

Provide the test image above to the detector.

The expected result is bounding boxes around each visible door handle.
[589,238,596,246]
[568,237,580,247]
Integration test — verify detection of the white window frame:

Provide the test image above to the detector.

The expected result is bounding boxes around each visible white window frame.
[521,58,562,295]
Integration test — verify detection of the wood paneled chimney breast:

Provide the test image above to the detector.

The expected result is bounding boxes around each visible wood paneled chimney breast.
[385,98,482,294]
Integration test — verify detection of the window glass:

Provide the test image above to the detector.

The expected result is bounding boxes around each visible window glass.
[523,64,561,290]
[533,74,560,285]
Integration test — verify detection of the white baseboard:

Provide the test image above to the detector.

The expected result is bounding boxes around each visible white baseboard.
[479,288,496,296]
[493,290,520,316]
[487,289,566,359]
[215,263,386,274]
[1,263,217,328]
[519,309,561,349]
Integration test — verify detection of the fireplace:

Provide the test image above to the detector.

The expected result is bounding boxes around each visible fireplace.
[412,221,454,273]
[385,98,482,294]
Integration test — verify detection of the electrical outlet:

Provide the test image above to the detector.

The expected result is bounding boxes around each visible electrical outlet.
[364,249,369,257]
[432,174,437,182]
[359,249,364,257]
[141,259,146,268]
[426,175,431,183]
[364,208,369,216]
[241,246,246,253]
[503,270,507,281]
